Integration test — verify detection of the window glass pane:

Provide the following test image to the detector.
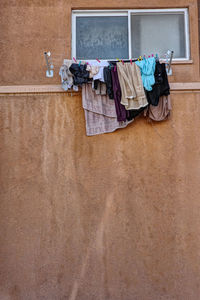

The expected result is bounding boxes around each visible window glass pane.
[131,13,186,59]
[76,16,129,60]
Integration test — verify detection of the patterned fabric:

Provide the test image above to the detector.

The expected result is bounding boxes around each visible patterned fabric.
[82,83,133,136]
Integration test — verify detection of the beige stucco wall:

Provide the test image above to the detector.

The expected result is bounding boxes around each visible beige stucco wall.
[1,91,200,300]
[0,0,199,85]
[1,0,200,299]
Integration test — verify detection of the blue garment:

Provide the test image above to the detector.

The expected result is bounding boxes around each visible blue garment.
[135,57,156,91]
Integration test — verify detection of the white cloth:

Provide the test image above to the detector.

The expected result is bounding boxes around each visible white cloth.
[60,59,78,91]
[86,61,109,82]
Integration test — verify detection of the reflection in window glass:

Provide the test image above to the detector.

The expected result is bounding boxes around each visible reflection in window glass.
[131,13,186,59]
[76,16,129,60]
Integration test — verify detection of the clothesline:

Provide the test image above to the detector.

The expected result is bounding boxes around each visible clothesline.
[71,50,173,73]
[73,54,159,63]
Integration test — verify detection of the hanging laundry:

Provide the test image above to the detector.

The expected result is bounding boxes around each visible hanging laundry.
[111,66,127,122]
[117,62,148,110]
[59,60,75,91]
[59,55,171,136]
[103,67,114,99]
[93,80,99,90]
[92,80,107,95]
[135,57,156,91]
[86,61,109,82]
[86,64,100,78]
[69,63,91,86]
[146,62,170,106]
[126,107,146,121]
[82,83,133,136]
[144,95,172,121]
[117,62,136,100]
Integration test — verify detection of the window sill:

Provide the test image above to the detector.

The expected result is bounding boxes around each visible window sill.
[1,83,200,94]
[0,85,78,95]
[160,59,193,65]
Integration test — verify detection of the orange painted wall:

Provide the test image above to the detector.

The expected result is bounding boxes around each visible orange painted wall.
[0,0,199,85]
[1,92,200,299]
[1,1,200,299]
[198,0,200,54]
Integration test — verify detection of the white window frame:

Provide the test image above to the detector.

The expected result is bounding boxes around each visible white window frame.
[71,8,190,61]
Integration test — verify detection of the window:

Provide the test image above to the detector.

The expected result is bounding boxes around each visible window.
[72,9,190,61]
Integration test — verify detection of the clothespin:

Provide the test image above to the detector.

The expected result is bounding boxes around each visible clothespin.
[116,58,121,62]
[152,54,154,57]
[148,55,150,58]
[96,58,101,63]
[73,57,77,63]
[130,59,132,65]
[122,59,124,65]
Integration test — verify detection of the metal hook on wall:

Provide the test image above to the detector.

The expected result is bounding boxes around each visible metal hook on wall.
[165,50,174,76]
[44,51,54,77]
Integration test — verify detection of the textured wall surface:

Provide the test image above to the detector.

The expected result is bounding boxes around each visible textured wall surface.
[0,0,199,85]
[198,0,200,54]
[1,92,200,300]
[1,0,200,299]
